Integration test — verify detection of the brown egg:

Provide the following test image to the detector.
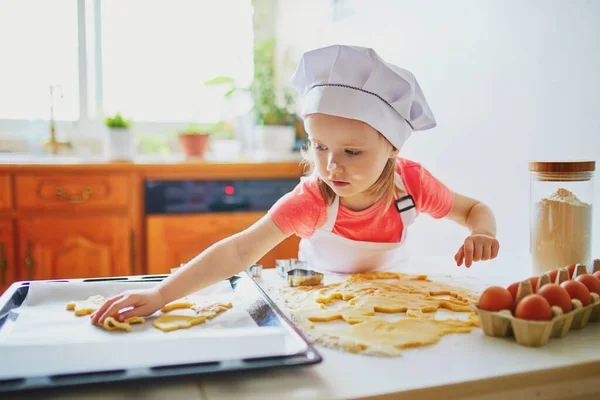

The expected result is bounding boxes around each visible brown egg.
[506,282,519,300]
[527,276,539,292]
[566,264,576,278]
[478,286,514,312]
[515,295,553,321]
[560,280,591,306]
[575,274,600,295]
[537,284,572,313]
[594,271,600,280]
[547,269,559,283]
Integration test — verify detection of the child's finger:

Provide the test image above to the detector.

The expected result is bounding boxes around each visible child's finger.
[491,241,500,259]
[455,247,464,266]
[464,239,474,268]
[91,294,124,324]
[472,242,483,262]
[97,296,136,324]
[117,304,154,321]
[482,244,492,260]
[117,307,140,321]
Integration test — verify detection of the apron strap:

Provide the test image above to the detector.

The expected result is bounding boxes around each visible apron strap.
[322,195,339,232]
[394,172,416,215]
[322,172,416,234]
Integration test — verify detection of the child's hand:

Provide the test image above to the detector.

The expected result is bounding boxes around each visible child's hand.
[454,234,500,268]
[90,288,166,325]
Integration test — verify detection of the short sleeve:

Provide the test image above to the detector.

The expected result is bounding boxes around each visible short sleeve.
[397,159,454,219]
[267,177,327,238]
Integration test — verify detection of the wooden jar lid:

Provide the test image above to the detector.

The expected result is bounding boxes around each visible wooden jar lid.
[528,161,595,173]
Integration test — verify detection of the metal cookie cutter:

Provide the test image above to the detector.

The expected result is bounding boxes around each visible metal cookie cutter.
[247,264,263,278]
[287,268,324,287]
[276,259,305,278]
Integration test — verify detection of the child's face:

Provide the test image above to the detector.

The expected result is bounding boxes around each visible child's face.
[305,113,397,202]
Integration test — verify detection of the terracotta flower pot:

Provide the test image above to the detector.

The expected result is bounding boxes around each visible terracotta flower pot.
[178,133,210,157]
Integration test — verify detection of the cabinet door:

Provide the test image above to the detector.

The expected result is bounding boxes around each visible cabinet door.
[146,213,300,275]
[18,216,132,280]
[0,220,16,294]
[0,175,11,210]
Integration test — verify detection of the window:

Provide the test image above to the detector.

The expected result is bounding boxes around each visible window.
[0,0,79,120]
[0,0,254,131]
[101,0,254,122]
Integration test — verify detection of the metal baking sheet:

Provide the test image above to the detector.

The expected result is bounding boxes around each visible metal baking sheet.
[0,273,321,394]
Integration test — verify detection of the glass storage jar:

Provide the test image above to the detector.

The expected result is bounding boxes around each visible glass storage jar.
[529,161,595,275]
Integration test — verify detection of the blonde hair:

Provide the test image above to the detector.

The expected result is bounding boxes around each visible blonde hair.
[300,145,402,214]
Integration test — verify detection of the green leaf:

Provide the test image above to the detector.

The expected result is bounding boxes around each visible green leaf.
[203,76,236,86]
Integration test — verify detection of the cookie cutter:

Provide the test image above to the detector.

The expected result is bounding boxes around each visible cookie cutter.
[287,268,324,287]
[276,259,308,278]
[247,264,263,278]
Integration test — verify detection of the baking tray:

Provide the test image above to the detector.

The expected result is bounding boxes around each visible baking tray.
[0,272,321,394]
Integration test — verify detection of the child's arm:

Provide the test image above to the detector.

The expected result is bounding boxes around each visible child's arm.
[91,216,288,324]
[158,215,287,303]
[445,193,499,268]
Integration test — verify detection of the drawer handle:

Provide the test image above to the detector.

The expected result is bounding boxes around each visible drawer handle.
[25,240,34,280]
[55,186,93,203]
[0,242,7,285]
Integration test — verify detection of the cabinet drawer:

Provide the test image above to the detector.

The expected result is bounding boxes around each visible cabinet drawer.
[0,175,11,210]
[15,174,130,210]
[146,213,300,274]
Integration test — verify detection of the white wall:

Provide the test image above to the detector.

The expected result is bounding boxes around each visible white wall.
[276,0,600,272]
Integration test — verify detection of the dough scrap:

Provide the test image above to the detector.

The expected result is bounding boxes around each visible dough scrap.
[160,297,194,312]
[66,295,106,316]
[154,302,232,332]
[281,272,480,356]
[102,316,145,332]
[152,314,208,332]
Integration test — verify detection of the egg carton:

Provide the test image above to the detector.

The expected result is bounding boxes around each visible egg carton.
[474,263,600,347]
[589,259,600,322]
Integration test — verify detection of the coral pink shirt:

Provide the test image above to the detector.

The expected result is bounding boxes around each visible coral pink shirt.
[268,158,455,243]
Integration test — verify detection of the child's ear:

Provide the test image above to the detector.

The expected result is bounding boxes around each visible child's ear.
[389,147,399,159]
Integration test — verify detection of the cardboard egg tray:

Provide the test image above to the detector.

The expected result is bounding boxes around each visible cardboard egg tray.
[474,261,600,347]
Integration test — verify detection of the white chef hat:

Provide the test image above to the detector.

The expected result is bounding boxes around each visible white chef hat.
[291,45,436,150]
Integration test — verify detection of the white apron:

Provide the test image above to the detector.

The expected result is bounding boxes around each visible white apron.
[298,173,417,273]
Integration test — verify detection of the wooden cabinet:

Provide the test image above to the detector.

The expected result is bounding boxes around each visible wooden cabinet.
[0,175,11,210]
[17,216,132,280]
[0,161,303,283]
[146,213,300,275]
[15,174,130,210]
[0,220,15,294]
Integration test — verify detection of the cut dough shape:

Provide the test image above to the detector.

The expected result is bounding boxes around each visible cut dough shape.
[66,295,106,316]
[160,297,194,312]
[102,316,145,332]
[192,302,232,318]
[281,272,480,356]
[153,315,208,332]
[154,302,233,332]
[66,294,233,334]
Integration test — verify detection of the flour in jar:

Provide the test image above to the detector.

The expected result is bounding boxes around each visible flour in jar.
[531,188,592,273]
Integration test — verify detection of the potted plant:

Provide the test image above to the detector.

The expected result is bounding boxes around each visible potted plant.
[178,121,241,160]
[250,38,298,154]
[178,123,211,158]
[105,112,134,161]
